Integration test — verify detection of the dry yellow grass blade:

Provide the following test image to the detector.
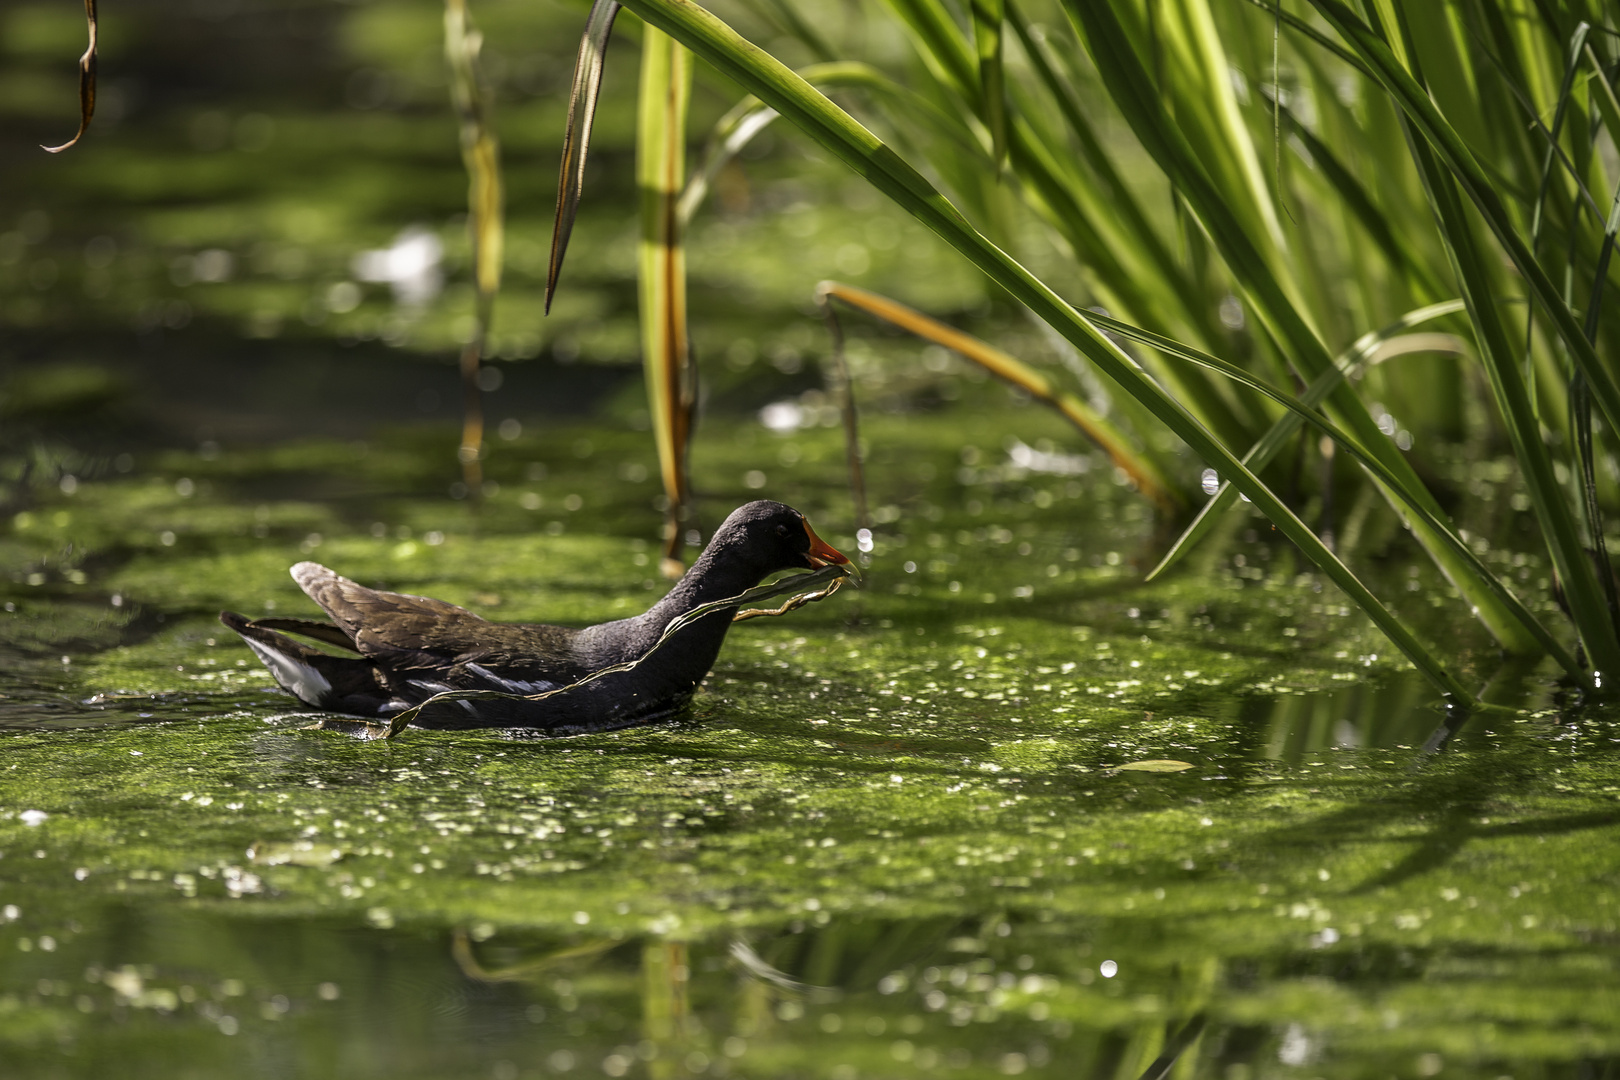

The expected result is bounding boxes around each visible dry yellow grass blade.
[816,282,1183,514]
[445,0,505,493]
[42,0,98,153]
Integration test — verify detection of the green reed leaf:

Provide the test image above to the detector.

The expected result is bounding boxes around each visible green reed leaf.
[971,0,1008,168]
[1147,301,1464,581]
[445,0,505,493]
[1064,0,1539,656]
[637,27,695,579]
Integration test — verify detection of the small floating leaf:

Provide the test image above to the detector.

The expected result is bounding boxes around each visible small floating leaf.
[1115,759,1195,773]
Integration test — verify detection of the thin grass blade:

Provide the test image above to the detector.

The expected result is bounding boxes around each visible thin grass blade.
[736,0,837,64]
[1267,92,1446,300]
[813,287,871,547]
[1232,0,1373,78]
[546,0,622,314]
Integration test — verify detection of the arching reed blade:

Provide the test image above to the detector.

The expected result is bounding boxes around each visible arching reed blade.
[1147,301,1466,582]
[42,0,97,153]
[815,281,1185,515]
[1085,306,1579,681]
[546,0,622,313]
[637,28,695,578]
[678,62,896,228]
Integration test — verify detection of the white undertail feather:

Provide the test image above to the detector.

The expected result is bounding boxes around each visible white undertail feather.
[243,637,333,707]
[463,663,559,696]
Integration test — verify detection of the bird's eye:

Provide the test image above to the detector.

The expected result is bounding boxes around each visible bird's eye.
[774,524,790,538]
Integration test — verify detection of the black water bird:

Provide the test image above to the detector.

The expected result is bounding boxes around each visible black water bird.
[219,500,850,733]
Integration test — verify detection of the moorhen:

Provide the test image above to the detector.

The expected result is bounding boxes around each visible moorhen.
[219,500,851,733]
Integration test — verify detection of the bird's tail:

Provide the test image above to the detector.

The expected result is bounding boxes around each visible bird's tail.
[219,611,378,711]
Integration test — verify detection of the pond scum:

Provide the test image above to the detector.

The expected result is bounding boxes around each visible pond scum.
[3,407,1620,1078]
[5,0,1620,1075]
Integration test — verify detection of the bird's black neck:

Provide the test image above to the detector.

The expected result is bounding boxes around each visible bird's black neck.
[640,542,761,635]
[570,539,761,667]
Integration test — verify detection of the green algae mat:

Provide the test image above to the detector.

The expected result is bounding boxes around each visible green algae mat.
[4,408,1619,1079]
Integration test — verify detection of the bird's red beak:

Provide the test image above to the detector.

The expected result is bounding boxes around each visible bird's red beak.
[802,520,850,569]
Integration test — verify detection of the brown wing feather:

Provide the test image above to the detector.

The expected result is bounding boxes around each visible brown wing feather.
[288,562,584,677]
[291,562,492,654]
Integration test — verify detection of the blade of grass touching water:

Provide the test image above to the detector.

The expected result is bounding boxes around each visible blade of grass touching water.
[42,0,97,153]
[637,26,695,579]
[815,281,1184,514]
[1062,0,1539,657]
[1533,24,1617,636]
[546,0,622,314]
[445,0,504,495]
[1330,0,1620,679]
[1405,125,1620,681]
[1088,305,1581,680]
[1147,301,1465,580]
[610,0,1475,706]
[1572,128,1620,652]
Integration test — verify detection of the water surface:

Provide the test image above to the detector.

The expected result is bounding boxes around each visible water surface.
[5,408,1617,1079]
